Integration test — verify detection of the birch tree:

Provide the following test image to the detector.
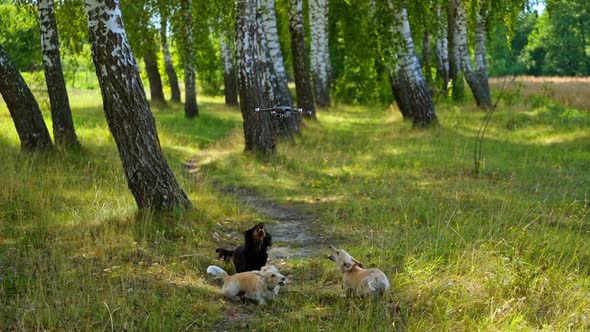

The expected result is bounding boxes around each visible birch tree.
[448,0,465,100]
[84,0,192,210]
[454,0,492,108]
[219,29,238,106]
[180,0,198,118]
[260,0,291,103]
[143,49,166,104]
[158,0,181,102]
[435,3,450,92]
[384,0,438,127]
[259,0,299,138]
[309,0,331,108]
[38,0,80,148]
[288,0,316,119]
[0,44,53,151]
[235,0,276,154]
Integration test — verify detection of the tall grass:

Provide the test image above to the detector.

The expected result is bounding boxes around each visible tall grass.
[1,82,589,330]
[490,76,590,111]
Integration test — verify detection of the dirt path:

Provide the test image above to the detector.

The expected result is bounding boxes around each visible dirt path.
[223,187,324,261]
[208,187,328,332]
[184,158,328,331]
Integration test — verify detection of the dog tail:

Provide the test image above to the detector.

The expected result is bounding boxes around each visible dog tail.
[215,248,234,262]
[207,265,229,281]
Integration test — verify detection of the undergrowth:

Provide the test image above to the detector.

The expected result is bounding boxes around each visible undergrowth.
[1,85,589,330]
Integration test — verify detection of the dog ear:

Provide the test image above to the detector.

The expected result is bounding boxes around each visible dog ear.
[342,262,355,272]
[352,258,363,268]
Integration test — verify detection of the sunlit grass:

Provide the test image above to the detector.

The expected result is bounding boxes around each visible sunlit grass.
[1,78,589,330]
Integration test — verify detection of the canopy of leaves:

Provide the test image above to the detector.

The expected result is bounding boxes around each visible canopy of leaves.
[0,3,41,70]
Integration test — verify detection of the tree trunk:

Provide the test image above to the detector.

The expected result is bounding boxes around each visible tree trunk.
[0,44,53,151]
[309,0,331,108]
[447,0,464,101]
[159,12,181,103]
[454,0,491,108]
[259,0,299,138]
[38,0,80,149]
[260,0,291,100]
[387,0,437,127]
[181,0,198,118]
[473,2,492,108]
[235,0,276,154]
[288,0,316,119]
[435,3,450,93]
[422,31,432,84]
[219,29,239,106]
[143,51,166,104]
[84,0,192,210]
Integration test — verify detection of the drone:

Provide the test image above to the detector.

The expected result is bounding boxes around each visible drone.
[254,105,312,118]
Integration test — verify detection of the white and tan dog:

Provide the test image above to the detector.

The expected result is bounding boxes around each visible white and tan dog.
[328,245,390,297]
[207,265,286,305]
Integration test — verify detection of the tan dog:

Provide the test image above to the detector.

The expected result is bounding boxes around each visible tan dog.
[207,265,286,305]
[328,245,390,297]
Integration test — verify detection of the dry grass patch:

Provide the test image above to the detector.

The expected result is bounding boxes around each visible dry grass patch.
[490,76,590,111]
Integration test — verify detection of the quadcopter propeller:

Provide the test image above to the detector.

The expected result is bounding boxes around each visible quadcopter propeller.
[254,105,311,118]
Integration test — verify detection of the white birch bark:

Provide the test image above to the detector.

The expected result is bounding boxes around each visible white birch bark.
[257,0,297,138]
[288,0,316,118]
[181,0,198,117]
[387,0,437,126]
[84,0,192,209]
[454,0,491,107]
[219,28,238,106]
[160,12,181,102]
[235,0,276,153]
[38,0,80,148]
[219,30,234,82]
[309,0,331,107]
[474,3,491,101]
[390,2,426,91]
[260,0,289,90]
[435,3,449,91]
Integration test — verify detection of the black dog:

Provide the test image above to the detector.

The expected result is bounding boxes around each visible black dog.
[216,223,272,273]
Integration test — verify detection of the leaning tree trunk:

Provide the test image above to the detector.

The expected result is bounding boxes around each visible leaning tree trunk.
[219,29,239,106]
[38,0,80,148]
[447,0,464,101]
[288,0,316,119]
[309,0,331,108]
[259,0,299,139]
[0,44,53,151]
[143,50,166,104]
[235,0,276,154]
[454,0,491,108]
[159,13,181,102]
[387,0,437,127]
[181,0,198,118]
[84,0,192,210]
[435,3,450,93]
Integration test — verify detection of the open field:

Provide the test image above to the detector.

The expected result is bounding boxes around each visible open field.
[1,83,590,330]
[490,76,590,111]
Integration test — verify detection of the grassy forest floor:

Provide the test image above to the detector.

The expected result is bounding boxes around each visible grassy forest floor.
[1,79,589,331]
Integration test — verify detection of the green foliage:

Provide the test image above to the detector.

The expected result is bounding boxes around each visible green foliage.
[0,3,41,70]
[488,12,536,76]
[330,0,390,105]
[522,0,590,76]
